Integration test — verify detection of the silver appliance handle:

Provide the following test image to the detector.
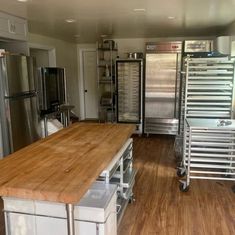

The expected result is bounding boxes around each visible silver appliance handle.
[174,53,180,118]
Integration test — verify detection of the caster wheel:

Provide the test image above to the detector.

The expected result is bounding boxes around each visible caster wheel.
[179,181,189,192]
[176,161,183,168]
[177,168,186,177]
[129,195,135,203]
[231,185,235,193]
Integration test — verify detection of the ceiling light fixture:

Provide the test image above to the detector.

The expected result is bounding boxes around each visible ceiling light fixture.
[133,8,146,12]
[17,0,28,2]
[168,16,176,20]
[65,19,76,23]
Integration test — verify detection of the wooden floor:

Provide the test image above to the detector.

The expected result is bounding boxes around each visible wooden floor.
[0,135,235,235]
[118,135,235,235]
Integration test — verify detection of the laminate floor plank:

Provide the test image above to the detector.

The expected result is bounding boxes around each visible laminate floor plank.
[118,135,235,235]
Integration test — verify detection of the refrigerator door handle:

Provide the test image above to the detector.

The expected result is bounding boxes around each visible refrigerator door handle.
[6,92,37,100]
[174,54,180,119]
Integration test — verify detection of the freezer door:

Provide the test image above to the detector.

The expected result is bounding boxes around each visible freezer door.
[145,53,180,119]
[1,55,36,97]
[144,53,181,135]
[116,60,142,123]
[5,95,41,154]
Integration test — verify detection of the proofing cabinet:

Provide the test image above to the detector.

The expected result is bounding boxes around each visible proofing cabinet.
[116,59,144,134]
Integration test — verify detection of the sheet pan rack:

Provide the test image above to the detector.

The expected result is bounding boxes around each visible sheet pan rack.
[178,118,235,192]
[184,57,235,120]
[175,57,235,161]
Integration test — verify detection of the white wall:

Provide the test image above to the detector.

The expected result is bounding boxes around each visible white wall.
[29,33,79,116]
[30,48,50,67]
[223,22,235,56]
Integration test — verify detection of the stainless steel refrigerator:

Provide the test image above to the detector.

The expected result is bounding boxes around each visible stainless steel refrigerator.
[116,59,144,134]
[0,54,41,158]
[145,42,182,135]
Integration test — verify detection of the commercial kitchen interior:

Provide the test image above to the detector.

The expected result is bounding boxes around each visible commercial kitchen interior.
[1,0,235,235]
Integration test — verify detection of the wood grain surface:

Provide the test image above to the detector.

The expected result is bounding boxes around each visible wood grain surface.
[0,123,134,204]
[118,135,235,235]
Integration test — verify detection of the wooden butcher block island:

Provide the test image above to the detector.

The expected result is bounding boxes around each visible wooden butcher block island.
[0,123,135,235]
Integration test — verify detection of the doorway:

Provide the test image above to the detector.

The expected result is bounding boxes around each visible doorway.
[80,49,98,120]
[28,43,56,68]
[30,48,50,67]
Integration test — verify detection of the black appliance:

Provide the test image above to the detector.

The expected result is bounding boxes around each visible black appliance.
[38,67,66,114]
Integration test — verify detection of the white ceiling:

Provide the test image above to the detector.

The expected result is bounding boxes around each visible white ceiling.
[1,0,235,43]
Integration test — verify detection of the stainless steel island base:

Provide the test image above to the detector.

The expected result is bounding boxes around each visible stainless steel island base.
[3,182,117,235]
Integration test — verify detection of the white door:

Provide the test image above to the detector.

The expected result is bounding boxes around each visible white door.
[82,50,98,119]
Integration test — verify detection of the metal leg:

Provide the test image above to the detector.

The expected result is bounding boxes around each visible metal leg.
[105,172,110,184]
[44,117,48,137]
[186,127,192,187]
[120,158,124,197]
[4,211,10,235]
[66,204,75,235]
[61,110,69,127]
[61,113,64,126]
[67,110,70,126]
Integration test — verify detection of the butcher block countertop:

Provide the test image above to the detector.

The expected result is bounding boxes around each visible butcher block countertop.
[0,123,134,204]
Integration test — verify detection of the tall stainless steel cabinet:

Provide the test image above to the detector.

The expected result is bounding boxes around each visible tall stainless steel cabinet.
[0,54,41,158]
[145,42,182,135]
[116,59,144,134]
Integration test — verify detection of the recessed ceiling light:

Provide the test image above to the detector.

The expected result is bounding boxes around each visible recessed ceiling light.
[17,0,28,2]
[133,8,146,12]
[65,19,76,23]
[168,16,176,20]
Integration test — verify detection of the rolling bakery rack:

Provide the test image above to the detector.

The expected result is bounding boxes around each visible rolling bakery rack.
[178,119,235,192]
[183,57,234,120]
[175,57,235,160]
[177,57,235,191]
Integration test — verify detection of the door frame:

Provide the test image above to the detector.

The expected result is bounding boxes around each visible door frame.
[79,48,97,120]
[28,43,56,67]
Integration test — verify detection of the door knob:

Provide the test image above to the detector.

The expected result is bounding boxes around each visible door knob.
[84,90,88,92]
